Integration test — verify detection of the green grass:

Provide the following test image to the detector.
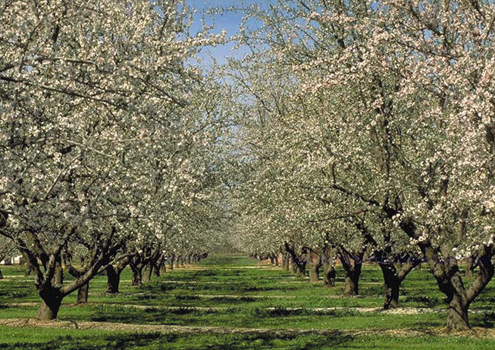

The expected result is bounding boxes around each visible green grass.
[1,327,495,350]
[1,255,495,349]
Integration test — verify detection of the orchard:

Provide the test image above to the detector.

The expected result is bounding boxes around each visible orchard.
[2,0,495,349]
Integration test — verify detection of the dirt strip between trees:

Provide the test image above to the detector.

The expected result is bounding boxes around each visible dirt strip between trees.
[4,302,493,315]
[0,318,494,339]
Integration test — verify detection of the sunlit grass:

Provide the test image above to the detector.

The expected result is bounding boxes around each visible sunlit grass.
[1,254,495,349]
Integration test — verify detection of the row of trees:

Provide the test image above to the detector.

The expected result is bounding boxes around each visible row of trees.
[0,0,227,320]
[229,0,495,331]
[3,0,495,333]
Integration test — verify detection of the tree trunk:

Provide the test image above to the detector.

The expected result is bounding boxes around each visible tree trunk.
[285,242,306,277]
[322,236,335,287]
[76,283,89,304]
[323,262,336,287]
[379,256,420,309]
[339,247,362,296]
[343,271,360,296]
[380,264,400,309]
[131,268,143,286]
[168,256,175,270]
[143,262,153,283]
[37,294,63,320]
[465,256,476,278]
[106,265,122,294]
[154,254,165,277]
[0,267,3,279]
[309,264,320,282]
[308,250,322,283]
[446,294,470,330]
[282,254,290,271]
[290,259,298,274]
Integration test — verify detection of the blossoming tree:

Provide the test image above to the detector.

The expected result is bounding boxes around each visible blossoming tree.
[0,0,224,320]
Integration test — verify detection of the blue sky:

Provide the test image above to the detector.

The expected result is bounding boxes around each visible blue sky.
[187,0,270,65]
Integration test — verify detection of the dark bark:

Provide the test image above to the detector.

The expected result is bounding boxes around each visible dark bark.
[154,255,164,277]
[418,238,495,330]
[322,236,335,287]
[377,254,421,309]
[130,247,161,285]
[0,267,3,279]
[168,255,175,270]
[339,247,362,296]
[323,262,336,287]
[285,242,306,277]
[143,262,153,283]
[282,252,290,271]
[447,293,469,330]
[131,265,143,286]
[316,167,495,330]
[14,227,123,321]
[307,249,322,283]
[67,263,89,304]
[76,283,89,304]
[465,256,476,278]
[37,292,63,320]
[106,265,122,294]
[105,256,130,294]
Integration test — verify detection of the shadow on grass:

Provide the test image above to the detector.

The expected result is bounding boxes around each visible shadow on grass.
[0,332,355,350]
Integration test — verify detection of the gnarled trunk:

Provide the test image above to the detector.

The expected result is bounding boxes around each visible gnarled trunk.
[380,264,400,309]
[419,242,494,330]
[143,262,153,283]
[76,283,89,304]
[105,256,130,294]
[154,255,164,277]
[37,298,63,321]
[447,294,470,330]
[307,249,322,283]
[37,288,64,321]
[282,253,290,271]
[309,264,320,282]
[465,256,476,278]
[131,266,143,286]
[323,262,336,287]
[339,247,363,296]
[379,256,420,309]
[322,241,336,287]
[343,271,360,296]
[285,242,306,277]
[106,265,122,294]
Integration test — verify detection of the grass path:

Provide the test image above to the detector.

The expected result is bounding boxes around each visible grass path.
[2,317,495,339]
[2,254,495,349]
